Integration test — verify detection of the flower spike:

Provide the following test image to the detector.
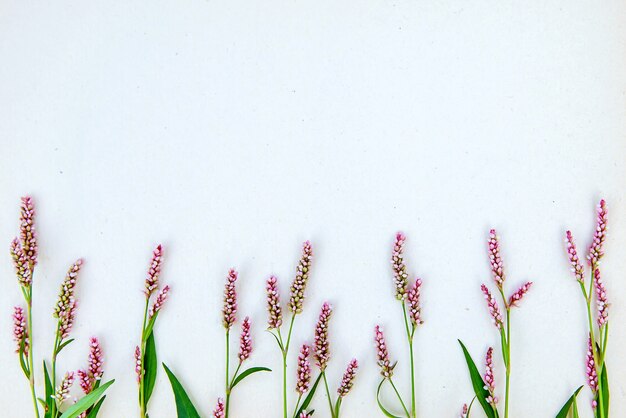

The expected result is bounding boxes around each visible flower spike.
[588,199,607,265]
[19,196,37,267]
[488,229,505,289]
[337,358,358,397]
[508,282,533,307]
[484,347,497,405]
[407,278,423,326]
[149,285,170,318]
[313,302,332,371]
[593,269,609,327]
[222,268,238,329]
[144,244,163,297]
[374,325,394,378]
[12,306,28,355]
[296,344,312,394]
[266,275,283,329]
[481,284,503,329]
[213,398,225,418]
[238,316,252,362]
[10,238,32,287]
[391,232,409,300]
[289,241,313,314]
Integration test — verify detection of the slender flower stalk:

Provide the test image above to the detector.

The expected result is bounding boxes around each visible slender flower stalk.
[138,244,170,418]
[564,199,610,416]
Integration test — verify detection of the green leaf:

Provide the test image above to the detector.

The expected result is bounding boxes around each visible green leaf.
[162,363,201,418]
[143,331,158,409]
[43,361,54,418]
[56,338,75,355]
[59,379,114,418]
[295,373,323,418]
[555,386,583,418]
[231,366,272,389]
[266,329,284,352]
[375,379,403,418]
[86,394,107,418]
[499,329,509,368]
[19,340,30,377]
[334,397,342,417]
[458,340,498,418]
[144,314,159,340]
[599,363,609,417]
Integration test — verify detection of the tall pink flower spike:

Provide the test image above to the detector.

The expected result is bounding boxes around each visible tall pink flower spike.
[586,336,598,393]
[593,269,609,327]
[19,196,38,267]
[484,347,497,405]
[54,372,75,402]
[12,306,28,355]
[588,199,607,265]
[407,278,423,326]
[238,316,252,362]
[313,302,332,371]
[10,238,32,287]
[222,268,238,329]
[266,275,283,329]
[508,282,533,307]
[134,346,143,382]
[213,398,225,418]
[481,284,503,329]
[565,231,585,282]
[144,244,163,297]
[296,344,312,394]
[337,358,358,397]
[289,241,313,314]
[374,325,394,378]
[149,285,170,318]
[488,229,505,289]
[391,232,409,300]
[78,337,104,394]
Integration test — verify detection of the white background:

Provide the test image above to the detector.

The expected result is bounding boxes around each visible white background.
[1,1,625,417]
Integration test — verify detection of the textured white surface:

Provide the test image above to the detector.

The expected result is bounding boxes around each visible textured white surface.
[1,1,625,417]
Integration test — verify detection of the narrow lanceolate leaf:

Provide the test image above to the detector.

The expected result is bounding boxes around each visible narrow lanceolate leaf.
[600,363,609,417]
[375,379,403,418]
[59,379,115,418]
[56,338,75,355]
[295,373,323,418]
[43,361,54,418]
[86,395,107,418]
[458,340,499,418]
[555,386,583,418]
[499,329,509,368]
[231,366,272,389]
[143,331,158,408]
[162,363,201,418]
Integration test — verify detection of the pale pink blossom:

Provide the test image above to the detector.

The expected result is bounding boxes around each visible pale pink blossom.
[313,302,332,371]
[593,269,609,327]
[460,404,468,418]
[149,285,170,318]
[289,241,313,314]
[266,275,283,329]
[391,232,409,300]
[407,278,423,326]
[565,231,585,282]
[488,229,505,288]
[12,306,28,355]
[238,316,252,362]
[337,358,358,397]
[296,344,312,394]
[88,337,104,380]
[10,238,32,287]
[58,299,78,340]
[19,196,37,267]
[481,284,503,329]
[55,372,74,402]
[222,269,238,329]
[588,200,607,265]
[484,347,497,405]
[586,336,598,392]
[508,282,533,307]
[134,346,143,383]
[53,259,83,321]
[145,244,163,297]
[374,325,394,378]
[213,398,225,418]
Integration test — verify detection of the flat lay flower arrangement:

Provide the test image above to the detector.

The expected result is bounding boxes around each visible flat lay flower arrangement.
[8,197,613,417]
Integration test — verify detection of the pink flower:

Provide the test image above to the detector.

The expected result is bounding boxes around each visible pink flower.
[586,336,598,392]
[299,413,312,418]
[134,346,143,383]
[296,344,312,394]
[484,347,497,405]
[460,404,468,418]
[53,259,83,324]
[588,199,607,265]
[54,372,74,402]
[374,325,394,378]
[222,268,238,329]
[407,278,423,326]
[593,269,609,327]
[238,316,252,362]
[10,238,32,287]
[266,275,283,329]
[481,284,503,329]
[391,232,409,300]
[58,299,78,340]
[565,231,585,282]
[508,282,533,307]
[313,302,332,371]
[149,285,170,318]
[19,196,37,267]
[88,337,104,380]
[77,369,92,395]
[145,245,163,297]
[12,306,28,355]
[289,241,313,314]
[337,358,358,397]
[213,398,225,418]
[488,229,505,289]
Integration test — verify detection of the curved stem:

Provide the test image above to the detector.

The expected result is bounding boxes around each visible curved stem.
[401,303,416,418]
[389,378,411,418]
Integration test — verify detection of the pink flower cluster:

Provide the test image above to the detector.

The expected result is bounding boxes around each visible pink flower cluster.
[313,302,332,371]
[222,268,238,329]
[54,372,75,402]
[213,397,225,418]
[77,337,104,394]
[565,231,585,282]
[134,346,143,382]
[266,275,283,329]
[459,404,468,418]
[12,306,28,355]
[296,344,312,394]
[10,238,32,287]
[481,284,503,329]
[238,316,252,362]
[144,244,163,296]
[374,325,394,378]
[593,269,609,327]
[391,232,409,300]
[488,229,505,288]
[484,347,497,405]
[289,241,313,314]
[508,282,533,307]
[55,259,84,340]
[337,358,358,397]
[588,200,607,265]
[19,196,38,267]
[407,278,423,326]
[586,336,598,393]
[149,285,170,318]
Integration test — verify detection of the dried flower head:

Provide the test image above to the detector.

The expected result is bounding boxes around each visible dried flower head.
[266,275,283,329]
[565,231,585,282]
[134,346,143,383]
[149,285,170,318]
[145,244,163,297]
[53,259,83,320]
[238,316,252,362]
[586,336,598,392]
[296,344,312,394]
[374,325,394,378]
[593,269,609,327]
[55,372,75,402]
[337,358,358,397]
[12,306,28,355]
[488,229,505,289]
[10,238,32,287]
[407,278,423,326]
[313,302,332,371]
[508,282,533,307]
[289,241,313,314]
[19,196,37,267]
[213,397,225,418]
[391,232,409,300]
[481,284,503,329]
[588,199,607,265]
[222,268,238,329]
[484,347,496,403]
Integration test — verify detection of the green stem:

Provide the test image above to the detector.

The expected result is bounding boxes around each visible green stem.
[25,288,40,418]
[225,329,231,418]
[504,308,511,418]
[50,326,61,417]
[280,315,297,418]
[139,298,150,418]
[389,378,411,418]
[401,303,416,418]
[322,371,336,418]
[291,393,302,418]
